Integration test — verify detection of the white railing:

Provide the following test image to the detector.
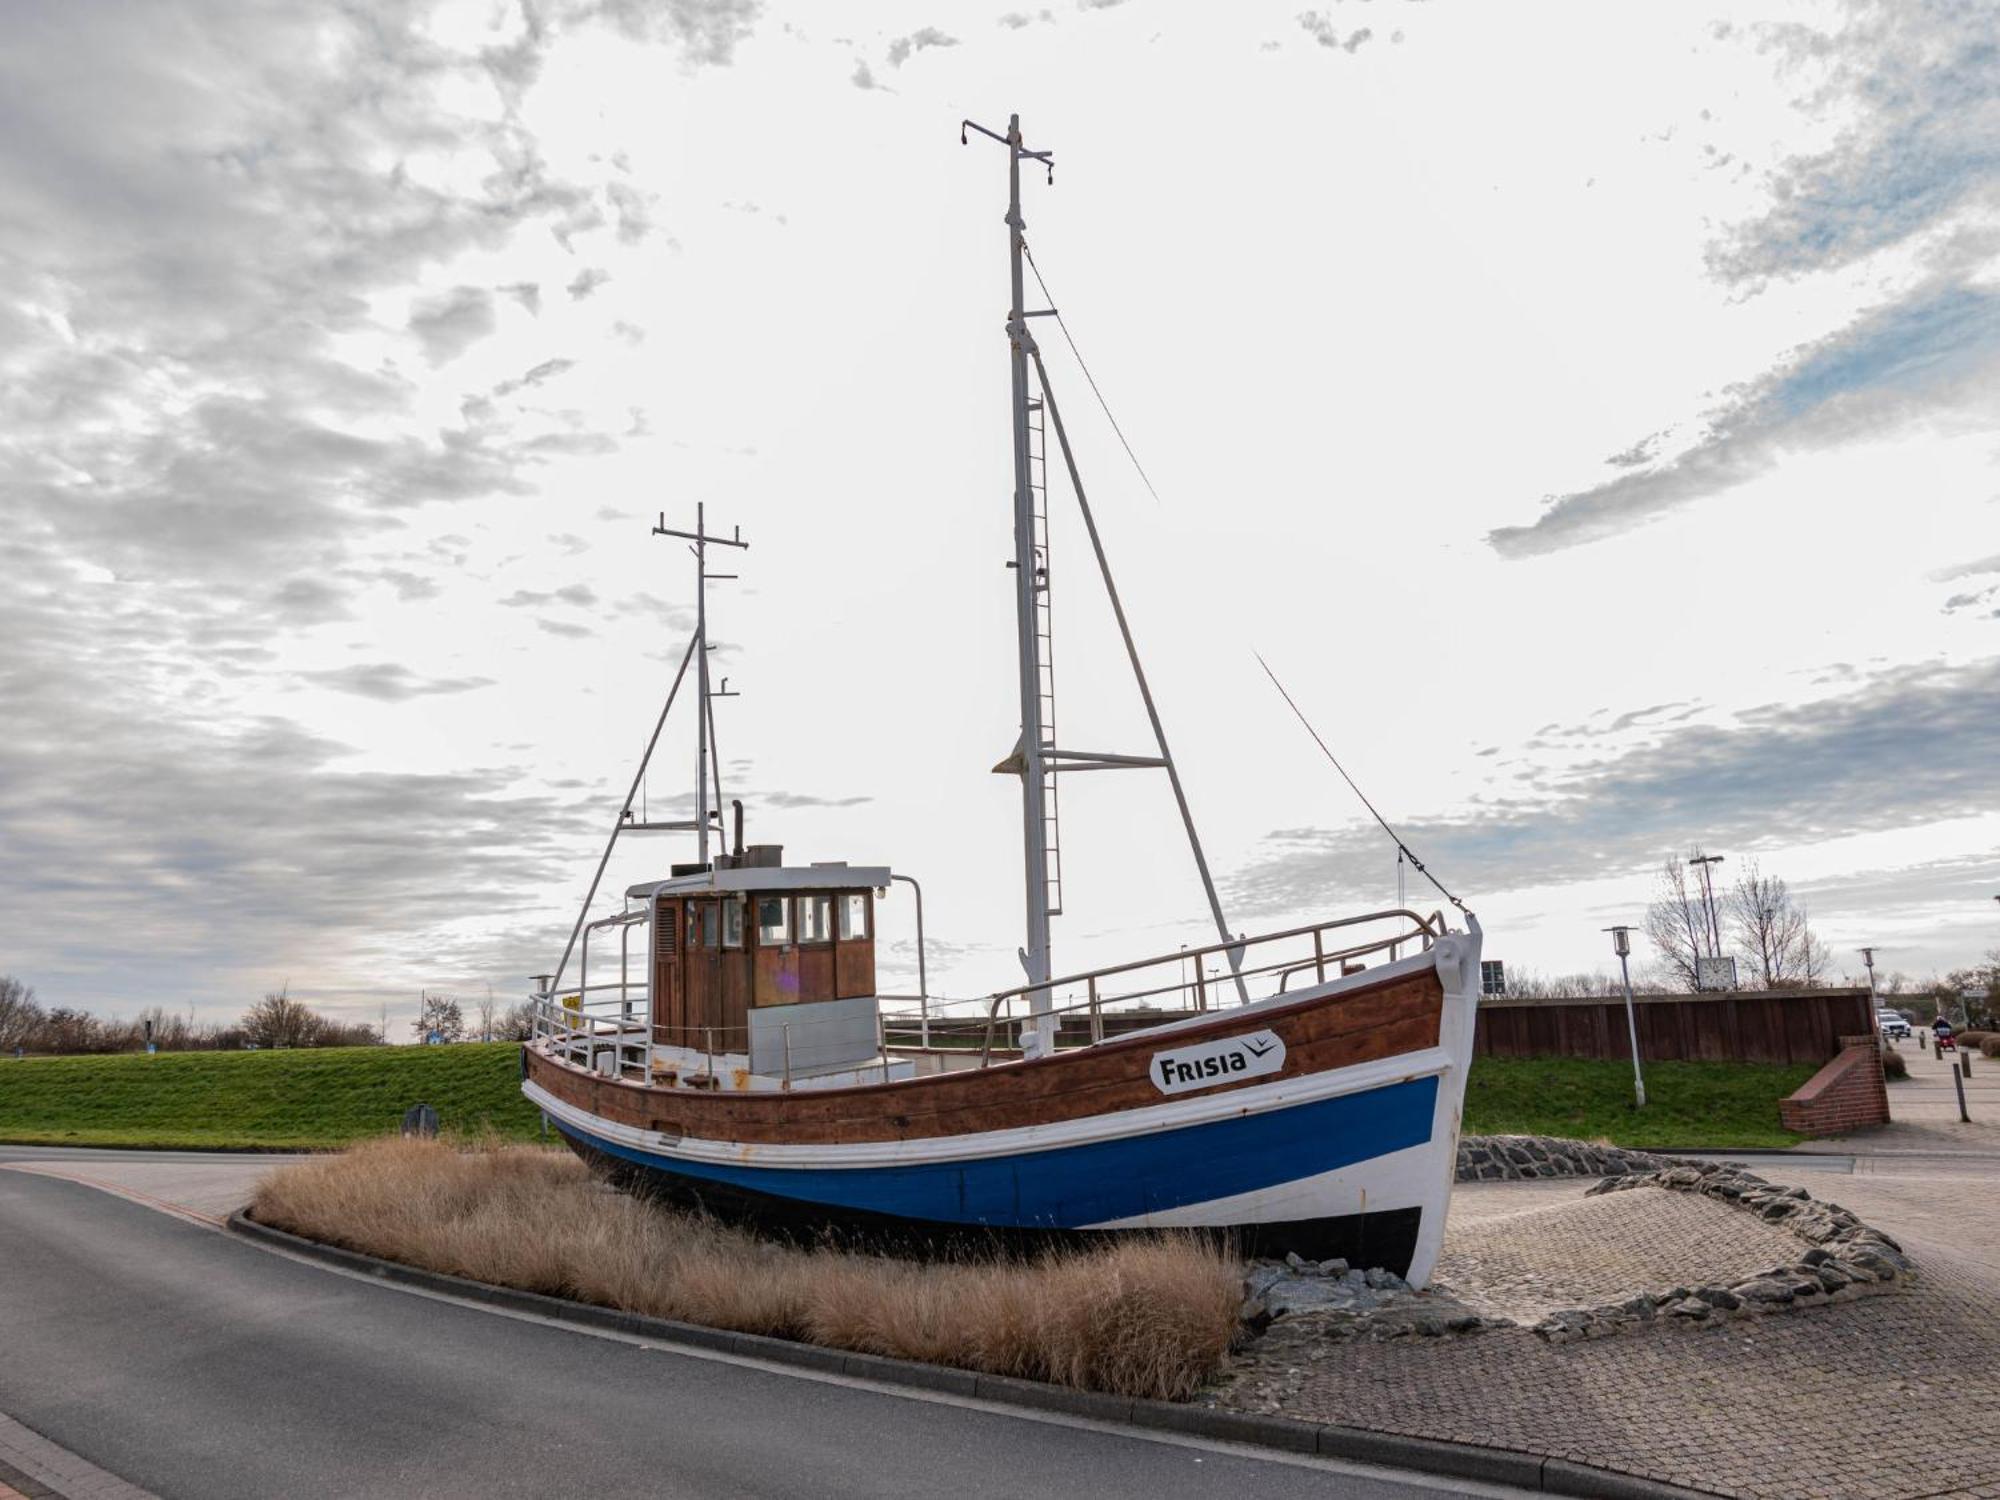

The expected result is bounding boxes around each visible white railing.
[976,908,1443,1063]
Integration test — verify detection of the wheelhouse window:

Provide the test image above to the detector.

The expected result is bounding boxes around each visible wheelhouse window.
[797,893,832,944]
[838,892,869,941]
[756,894,791,946]
[721,895,745,949]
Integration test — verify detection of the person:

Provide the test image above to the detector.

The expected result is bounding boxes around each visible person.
[1934,1014,1955,1052]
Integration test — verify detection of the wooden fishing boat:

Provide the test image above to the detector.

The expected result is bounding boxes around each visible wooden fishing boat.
[521,114,1483,1283]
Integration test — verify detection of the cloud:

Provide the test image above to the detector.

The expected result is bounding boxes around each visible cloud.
[584,0,763,67]
[1490,5,2000,559]
[1298,13,1373,51]
[303,664,494,701]
[409,287,498,365]
[537,618,596,638]
[760,791,875,809]
[887,27,958,67]
[1489,281,2000,557]
[501,584,599,608]
[1228,654,2000,916]
[851,59,883,90]
[1708,3,2000,285]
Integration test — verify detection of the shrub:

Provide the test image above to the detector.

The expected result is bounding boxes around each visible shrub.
[1880,1048,1908,1080]
[1956,1030,1995,1048]
[252,1137,1242,1402]
[1981,1036,2000,1060]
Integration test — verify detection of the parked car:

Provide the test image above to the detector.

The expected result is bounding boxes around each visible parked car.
[1876,1011,1911,1039]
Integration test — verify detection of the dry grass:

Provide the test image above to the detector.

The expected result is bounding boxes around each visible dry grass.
[252,1136,1241,1401]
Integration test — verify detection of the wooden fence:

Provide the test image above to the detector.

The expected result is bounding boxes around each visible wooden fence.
[1473,987,1874,1067]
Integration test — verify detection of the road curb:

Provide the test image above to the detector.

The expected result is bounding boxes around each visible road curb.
[226,1209,1717,1498]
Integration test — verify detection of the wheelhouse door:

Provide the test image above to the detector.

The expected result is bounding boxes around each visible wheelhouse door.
[652,898,683,1045]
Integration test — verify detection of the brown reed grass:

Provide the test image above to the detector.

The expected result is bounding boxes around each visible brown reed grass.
[251,1136,1241,1401]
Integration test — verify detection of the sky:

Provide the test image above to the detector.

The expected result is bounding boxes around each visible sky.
[2,0,1997,1033]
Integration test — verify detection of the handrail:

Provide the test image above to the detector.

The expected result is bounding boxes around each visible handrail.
[983,908,1439,1005]
[978,909,1442,1065]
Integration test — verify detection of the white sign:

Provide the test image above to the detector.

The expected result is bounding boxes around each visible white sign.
[1149,1030,1287,1096]
[1695,956,1738,993]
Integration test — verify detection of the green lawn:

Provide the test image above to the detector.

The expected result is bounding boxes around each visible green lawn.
[1462,1056,1817,1149]
[0,1044,1815,1151]
[0,1043,541,1149]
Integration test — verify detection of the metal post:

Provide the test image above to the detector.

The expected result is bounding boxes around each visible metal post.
[1606,926,1646,1108]
[782,1024,792,1089]
[892,874,930,1048]
[1954,1059,1970,1122]
[1088,976,1102,1044]
[694,501,710,867]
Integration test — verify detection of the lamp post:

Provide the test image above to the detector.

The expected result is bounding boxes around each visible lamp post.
[1859,946,1881,1048]
[1689,850,1725,962]
[1605,925,1646,1109]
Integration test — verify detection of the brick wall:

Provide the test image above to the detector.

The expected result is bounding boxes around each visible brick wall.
[1778,1034,1890,1137]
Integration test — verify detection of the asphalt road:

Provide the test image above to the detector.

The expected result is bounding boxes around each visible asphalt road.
[0,1161,1524,1500]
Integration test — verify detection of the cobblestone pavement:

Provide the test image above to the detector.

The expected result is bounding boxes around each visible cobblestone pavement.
[1432,1187,1806,1324]
[1215,1149,2000,1500]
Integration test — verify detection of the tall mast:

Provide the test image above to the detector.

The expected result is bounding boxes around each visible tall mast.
[964,111,1244,1026]
[1003,114,1054,1039]
[653,503,747,867]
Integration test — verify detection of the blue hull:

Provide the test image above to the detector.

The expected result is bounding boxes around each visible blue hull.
[550,1074,1439,1267]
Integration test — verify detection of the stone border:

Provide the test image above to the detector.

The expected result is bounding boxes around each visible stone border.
[1458,1134,1675,1181]
[226,1209,1712,1499]
[1526,1162,1914,1343]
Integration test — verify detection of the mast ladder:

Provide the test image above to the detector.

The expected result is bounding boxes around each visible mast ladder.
[1028,394,1063,918]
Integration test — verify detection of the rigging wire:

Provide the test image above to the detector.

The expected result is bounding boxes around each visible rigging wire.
[1020,232,1476,923]
[1254,651,1472,918]
[1021,239,1163,507]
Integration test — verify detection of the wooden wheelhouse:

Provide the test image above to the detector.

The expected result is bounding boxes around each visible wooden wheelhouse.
[637,848,887,1066]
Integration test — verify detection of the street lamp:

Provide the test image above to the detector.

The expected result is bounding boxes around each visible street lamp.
[1604,925,1647,1109]
[1859,947,1882,1052]
[1689,851,1725,962]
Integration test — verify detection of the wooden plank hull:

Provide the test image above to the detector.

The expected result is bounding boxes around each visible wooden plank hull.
[522,934,1482,1284]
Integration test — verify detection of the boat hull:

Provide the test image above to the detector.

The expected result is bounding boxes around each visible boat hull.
[522,932,1480,1282]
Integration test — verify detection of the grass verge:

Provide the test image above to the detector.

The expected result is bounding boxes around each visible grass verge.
[1462,1056,1819,1149]
[251,1137,1239,1401]
[0,1043,539,1149]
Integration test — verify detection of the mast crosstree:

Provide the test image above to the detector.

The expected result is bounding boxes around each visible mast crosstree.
[963,112,1245,1039]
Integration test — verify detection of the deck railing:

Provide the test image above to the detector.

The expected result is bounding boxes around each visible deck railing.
[530,906,1443,1084]
[976,908,1441,1064]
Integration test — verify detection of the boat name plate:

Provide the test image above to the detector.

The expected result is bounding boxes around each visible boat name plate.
[1148,1030,1287,1096]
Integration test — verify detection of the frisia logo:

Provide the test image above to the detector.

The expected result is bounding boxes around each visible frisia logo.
[1148,1030,1287,1096]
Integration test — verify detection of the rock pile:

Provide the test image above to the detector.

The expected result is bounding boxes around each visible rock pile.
[1457,1134,1673,1181]
[1239,1253,1509,1344]
[1527,1161,1915,1343]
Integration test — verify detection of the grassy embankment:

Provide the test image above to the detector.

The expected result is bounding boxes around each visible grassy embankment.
[0,1043,1815,1150]
[0,1042,540,1149]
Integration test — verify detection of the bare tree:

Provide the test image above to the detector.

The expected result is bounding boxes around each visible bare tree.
[242,986,323,1048]
[496,998,539,1042]
[1724,861,1829,989]
[412,991,466,1044]
[475,983,496,1044]
[1644,858,1708,992]
[0,975,43,1052]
